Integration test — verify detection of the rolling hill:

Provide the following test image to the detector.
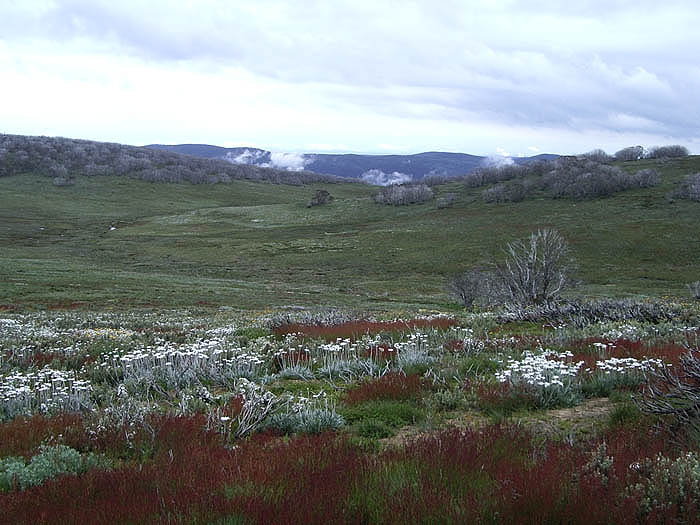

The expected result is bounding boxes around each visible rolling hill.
[1,135,698,311]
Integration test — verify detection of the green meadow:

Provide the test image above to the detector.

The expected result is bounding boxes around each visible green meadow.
[1,155,699,311]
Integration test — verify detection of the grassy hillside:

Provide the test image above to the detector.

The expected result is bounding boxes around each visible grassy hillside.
[1,156,699,310]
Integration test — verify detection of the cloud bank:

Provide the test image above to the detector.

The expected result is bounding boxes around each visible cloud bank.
[1,1,699,154]
[225,149,308,171]
[361,169,413,186]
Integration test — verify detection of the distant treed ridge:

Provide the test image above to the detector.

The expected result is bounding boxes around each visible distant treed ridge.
[0,134,351,185]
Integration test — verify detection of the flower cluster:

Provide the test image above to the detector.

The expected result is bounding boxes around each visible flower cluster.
[594,356,665,375]
[0,367,93,420]
[496,350,583,389]
[97,338,265,388]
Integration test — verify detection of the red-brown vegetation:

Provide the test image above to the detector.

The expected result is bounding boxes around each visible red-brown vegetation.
[343,372,424,406]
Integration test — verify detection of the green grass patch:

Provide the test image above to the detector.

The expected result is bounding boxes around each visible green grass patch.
[339,399,424,428]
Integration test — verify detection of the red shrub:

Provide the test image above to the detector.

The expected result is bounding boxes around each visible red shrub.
[569,338,690,370]
[471,380,539,414]
[0,414,85,458]
[0,414,693,523]
[343,372,424,405]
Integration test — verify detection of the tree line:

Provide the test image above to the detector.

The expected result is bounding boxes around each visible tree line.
[0,134,351,186]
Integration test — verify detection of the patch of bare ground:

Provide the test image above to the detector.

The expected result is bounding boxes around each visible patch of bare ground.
[380,398,615,448]
[517,397,614,442]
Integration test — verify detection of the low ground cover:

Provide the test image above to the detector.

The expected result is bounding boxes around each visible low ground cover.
[0,303,699,522]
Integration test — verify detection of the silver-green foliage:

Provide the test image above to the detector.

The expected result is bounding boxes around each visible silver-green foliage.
[264,407,345,435]
[627,452,700,518]
[0,445,110,491]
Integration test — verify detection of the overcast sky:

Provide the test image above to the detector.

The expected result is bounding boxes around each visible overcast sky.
[1,0,698,156]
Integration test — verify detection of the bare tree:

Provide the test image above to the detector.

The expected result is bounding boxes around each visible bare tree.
[496,229,574,305]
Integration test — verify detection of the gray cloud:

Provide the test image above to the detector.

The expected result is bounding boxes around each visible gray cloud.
[1,1,699,150]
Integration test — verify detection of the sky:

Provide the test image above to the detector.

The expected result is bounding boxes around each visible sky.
[1,0,699,156]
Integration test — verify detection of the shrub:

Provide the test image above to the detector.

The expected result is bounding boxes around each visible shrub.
[626,452,700,519]
[0,445,110,491]
[436,192,457,208]
[374,183,433,205]
[447,269,497,308]
[646,145,690,159]
[481,180,526,202]
[472,381,539,416]
[639,348,700,442]
[263,405,344,435]
[688,281,700,301]
[542,157,656,200]
[463,163,533,188]
[272,317,455,339]
[633,168,660,188]
[307,189,333,207]
[494,350,583,409]
[614,146,645,161]
[498,299,685,327]
[52,176,75,186]
[671,173,700,202]
[581,149,612,163]
[496,229,575,306]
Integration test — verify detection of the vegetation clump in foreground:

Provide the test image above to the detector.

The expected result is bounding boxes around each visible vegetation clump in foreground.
[0,302,699,523]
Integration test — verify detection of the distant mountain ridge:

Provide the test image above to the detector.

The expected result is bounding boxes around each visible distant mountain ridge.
[0,134,348,186]
[146,144,558,181]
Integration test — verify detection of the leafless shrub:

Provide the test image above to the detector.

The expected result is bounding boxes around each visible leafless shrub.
[542,157,658,200]
[374,183,433,205]
[581,149,612,163]
[688,282,700,301]
[424,174,457,186]
[646,145,690,159]
[671,173,700,202]
[498,299,687,327]
[436,192,457,208]
[267,309,360,330]
[638,345,700,442]
[481,181,526,203]
[634,168,660,188]
[463,163,534,188]
[446,269,501,308]
[614,146,645,161]
[52,176,75,187]
[307,189,334,207]
[495,229,574,306]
